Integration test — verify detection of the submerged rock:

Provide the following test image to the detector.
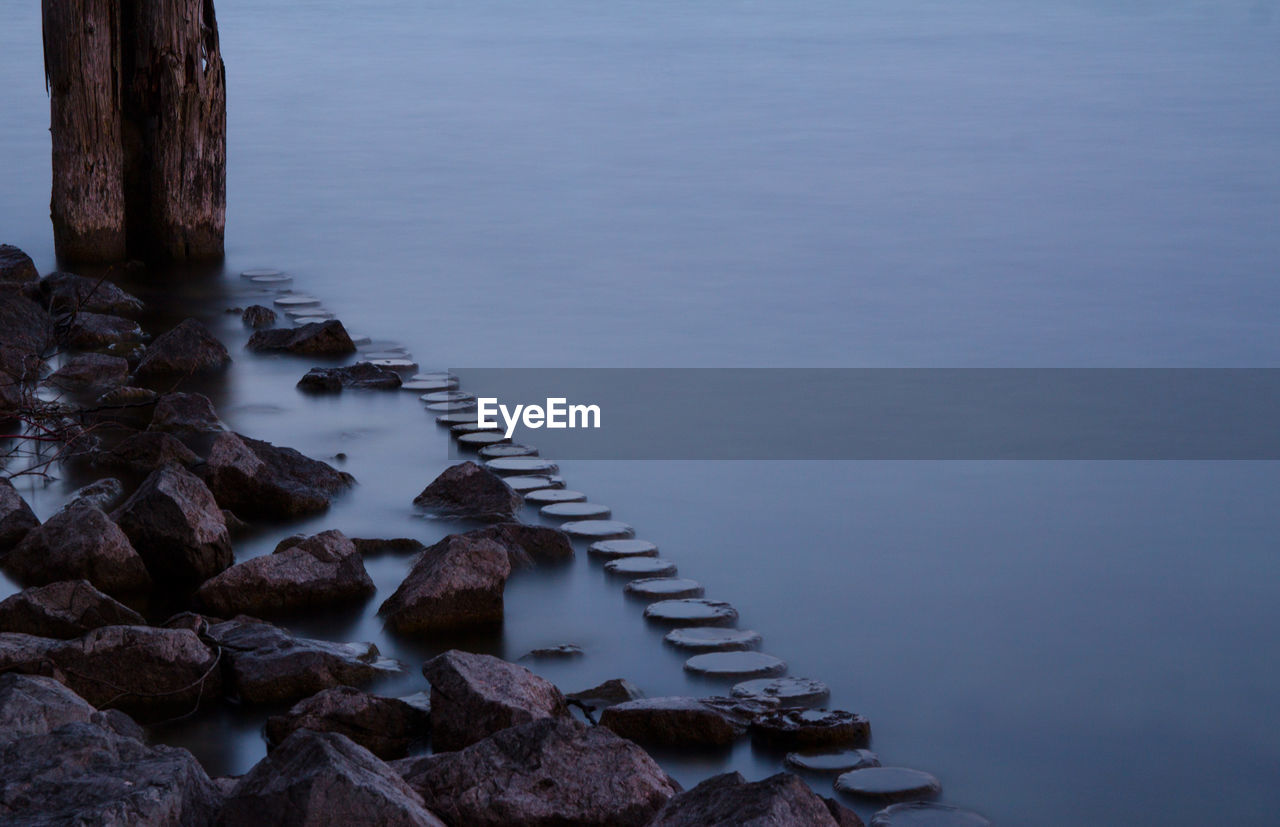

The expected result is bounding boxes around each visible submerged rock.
[751,709,871,750]
[565,678,643,710]
[221,730,444,827]
[684,651,787,679]
[560,519,634,540]
[4,503,151,596]
[0,290,53,412]
[58,311,145,349]
[196,529,374,616]
[66,478,124,511]
[606,557,679,578]
[421,649,567,751]
[484,457,560,476]
[40,272,143,316]
[412,461,522,522]
[398,718,676,827]
[247,319,356,355]
[0,581,144,639]
[869,803,991,827]
[665,627,762,652]
[147,392,224,435]
[378,534,510,635]
[46,352,129,392]
[625,577,705,600]
[298,362,403,392]
[504,474,565,493]
[241,304,277,327]
[470,522,574,568]
[540,501,612,520]
[644,599,739,627]
[0,244,38,283]
[264,686,431,759]
[588,538,658,559]
[522,643,584,659]
[200,432,354,519]
[112,464,232,586]
[600,697,744,747]
[732,676,831,707]
[133,318,231,380]
[835,768,942,804]
[0,478,38,552]
[91,431,201,475]
[785,749,882,774]
[648,771,852,827]
[524,488,587,505]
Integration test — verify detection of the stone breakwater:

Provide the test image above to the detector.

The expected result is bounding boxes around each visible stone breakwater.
[0,247,992,825]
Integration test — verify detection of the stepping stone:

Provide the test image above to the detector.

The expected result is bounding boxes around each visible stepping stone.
[451,422,501,435]
[560,520,634,540]
[643,599,737,627]
[664,627,761,652]
[624,577,704,599]
[456,432,509,449]
[426,399,476,412]
[588,539,658,560]
[540,502,610,520]
[683,651,786,679]
[420,390,475,404]
[785,749,881,774]
[357,340,404,352]
[486,457,560,476]
[750,709,870,750]
[731,677,831,707]
[249,273,292,284]
[241,267,284,279]
[523,489,587,505]
[291,315,332,325]
[437,411,481,427]
[479,443,538,459]
[605,557,678,578]
[505,475,565,492]
[522,643,584,660]
[365,358,418,372]
[349,334,372,346]
[869,803,992,827]
[273,294,321,307]
[361,351,409,360]
[407,372,459,392]
[835,768,942,804]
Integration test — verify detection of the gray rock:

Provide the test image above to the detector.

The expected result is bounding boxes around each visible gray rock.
[264,685,430,759]
[0,477,39,552]
[0,291,54,412]
[246,320,356,356]
[470,522,574,568]
[0,673,107,745]
[648,771,846,827]
[196,529,374,616]
[148,392,224,435]
[40,272,144,316]
[0,581,145,639]
[399,718,676,827]
[601,696,744,747]
[133,318,231,381]
[0,244,38,283]
[834,767,942,804]
[412,461,522,522]
[58,311,146,349]
[240,305,277,328]
[566,678,643,710]
[200,432,354,519]
[92,431,201,475]
[421,649,567,751]
[522,643,583,659]
[297,362,403,392]
[113,464,232,586]
[785,749,882,774]
[221,730,443,826]
[67,477,125,511]
[351,537,426,557]
[378,534,510,635]
[47,352,130,392]
[869,803,991,827]
[751,709,872,750]
[4,502,152,596]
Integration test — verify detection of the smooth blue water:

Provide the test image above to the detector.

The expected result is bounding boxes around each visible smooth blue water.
[3,2,1280,824]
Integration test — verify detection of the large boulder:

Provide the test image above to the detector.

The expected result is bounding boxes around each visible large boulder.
[412,461,522,522]
[0,673,112,744]
[264,686,430,759]
[148,392,224,435]
[600,697,745,747]
[297,362,403,392]
[241,305,276,328]
[196,530,374,616]
[4,503,152,596]
[0,244,38,283]
[420,649,566,751]
[0,581,145,639]
[0,290,54,412]
[246,320,356,356]
[200,432,354,519]
[0,477,39,552]
[133,318,231,381]
[206,616,401,705]
[92,431,201,475]
[221,730,443,827]
[58,311,146,350]
[647,771,849,827]
[471,522,574,568]
[399,718,677,827]
[40,272,143,316]
[46,352,130,392]
[378,534,510,635]
[113,464,232,586]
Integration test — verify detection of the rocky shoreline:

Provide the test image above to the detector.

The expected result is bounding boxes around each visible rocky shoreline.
[0,244,991,825]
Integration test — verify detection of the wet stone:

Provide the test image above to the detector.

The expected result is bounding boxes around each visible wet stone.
[606,557,678,577]
[402,374,458,392]
[684,651,787,679]
[540,501,611,520]
[732,677,831,707]
[590,538,659,560]
[241,305,277,327]
[248,273,292,284]
[869,803,992,827]
[456,431,509,449]
[240,268,284,279]
[436,411,481,427]
[420,390,474,404]
[486,457,560,476]
[625,577,704,599]
[291,315,333,325]
[478,443,538,460]
[365,357,418,372]
[273,294,321,307]
[786,749,881,774]
[751,708,871,750]
[523,643,584,659]
[505,474,565,492]
[644,599,738,627]
[425,399,475,412]
[665,627,761,652]
[523,488,587,505]
[360,350,407,360]
[835,767,942,804]
[451,422,501,435]
[561,519,634,540]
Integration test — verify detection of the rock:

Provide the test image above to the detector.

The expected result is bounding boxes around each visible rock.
[4,503,152,596]
[40,271,144,316]
[412,461,522,522]
[222,730,444,827]
[246,319,356,355]
[351,537,426,557]
[587,538,659,559]
[0,673,107,744]
[477,442,536,460]
[504,474,565,492]
[600,697,744,747]
[732,677,831,707]
[95,384,159,407]
[0,581,144,639]
[648,771,846,827]
[560,519,635,540]
[133,318,231,381]
[643,599,739,627]
[68,477,125,510]
[196,529,374,616]
[58,311,146,349]
[470,522,574,567]
[606,557,679,578]
[825,798,868,827]
[200,432,354,519]
[206,616,401,704]
[0,244,38,283]
[421,649,567,751]
[399,718,676,827]
[625,577,705,600]
[785,749,882,774]
[522,643,583,659]
[540,501,612,520]
[665,627,762,652]
[523,488,587,505]
[46,352,130,391]
[0,721,223,826]
[241,304,277,327]
[699,695,782,726]
[264,686,430,759]
[868,803,991,827]
[834,768,942,804]
[92,431,201,475]
[750,709,871,750]
[565,678,643,710]
[378,534,510,635]
[684,651,788,679]
[298,362,403,392]
[484,457,560,476]
[113,464,232,586]
[0,632,61,671]
[0,477,39,552]
[221,509,249,534]
[147,392,224,435]
[0,291,54,411]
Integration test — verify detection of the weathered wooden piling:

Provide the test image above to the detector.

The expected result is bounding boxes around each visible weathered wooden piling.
[42,0,226,263]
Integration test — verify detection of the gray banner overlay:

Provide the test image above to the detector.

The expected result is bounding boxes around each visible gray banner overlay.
[444,369,1280,460]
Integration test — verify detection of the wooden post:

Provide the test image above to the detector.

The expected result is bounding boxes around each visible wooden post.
[42,0,226,263]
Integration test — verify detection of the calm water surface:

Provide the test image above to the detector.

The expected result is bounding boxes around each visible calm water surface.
[3,2,1280,824]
